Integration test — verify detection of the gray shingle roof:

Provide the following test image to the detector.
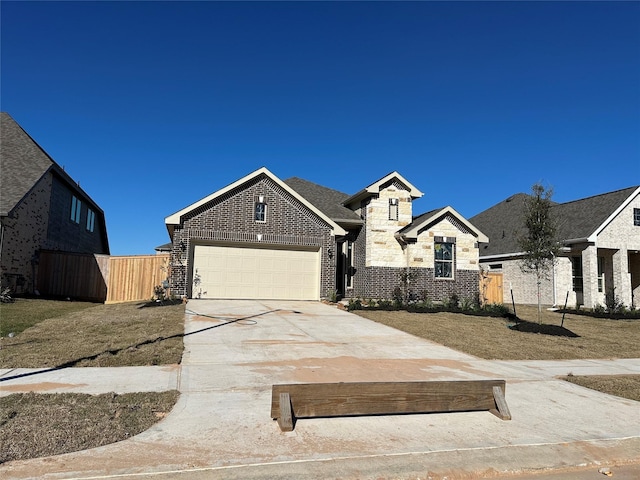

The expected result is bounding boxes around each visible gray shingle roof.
[284,177,363,226]
[397,207,446,235]
[1,112,54,216]
[470,187,639,257]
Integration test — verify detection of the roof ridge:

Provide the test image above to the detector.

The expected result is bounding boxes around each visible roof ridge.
[556,185,639,206]
[284,176,351,197]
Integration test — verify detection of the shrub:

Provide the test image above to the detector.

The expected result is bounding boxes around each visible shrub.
[347,298,362,311]
[326,288,338,303]
[153,285,166,302]
[445,292,460,310]
[605,287,625,314]
[460,297,474,311]
[392,287,404,308]
[377,299,394,310]
[483,303,510,317]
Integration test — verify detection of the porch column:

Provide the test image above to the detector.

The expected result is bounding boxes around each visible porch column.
[581,245,599,309]
[612,248,632,307]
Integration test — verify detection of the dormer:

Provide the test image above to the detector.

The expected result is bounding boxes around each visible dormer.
[343,172,423,226]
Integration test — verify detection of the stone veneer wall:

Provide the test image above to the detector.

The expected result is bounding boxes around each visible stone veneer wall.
[169,174,336,298]
[345,182,483,302]
[365,183,412,268]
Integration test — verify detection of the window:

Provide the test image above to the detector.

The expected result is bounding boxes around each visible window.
[70,196,81,224]
[86,209,95,232]
[571,256,583,292]
[389,198,399,221]
[254,198,267,222]
[634,208,640,226]
[435,241,454,278]
[597,256,605,293]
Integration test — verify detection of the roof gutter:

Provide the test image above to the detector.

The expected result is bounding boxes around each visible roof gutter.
[479,252,527,261]
[394,232,408,245]
[562,237,591,245]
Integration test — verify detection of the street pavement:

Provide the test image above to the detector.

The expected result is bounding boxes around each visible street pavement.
[1,299,639,479]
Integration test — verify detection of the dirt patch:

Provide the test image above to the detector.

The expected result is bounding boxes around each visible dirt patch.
[0,382,87,393]
[240,355,497,383]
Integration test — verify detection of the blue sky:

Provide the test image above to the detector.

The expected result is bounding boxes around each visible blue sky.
[2,1,639,255]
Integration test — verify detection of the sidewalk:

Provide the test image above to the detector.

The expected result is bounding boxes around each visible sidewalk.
[1,299,639,479]
[0,365,180,396]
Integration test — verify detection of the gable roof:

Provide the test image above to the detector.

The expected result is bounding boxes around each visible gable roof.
[398,206,488,243]
[342,171,424,208]
[165,167,347,237]
[1,113,110,252]
[283,177,363,227]
[555,186,639,242]
[1,112,56,216]
[470,186,640,258]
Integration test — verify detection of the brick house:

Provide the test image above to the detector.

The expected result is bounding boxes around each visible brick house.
[0,113,109,294]
[470,186,640,309]
[164,167,488,302]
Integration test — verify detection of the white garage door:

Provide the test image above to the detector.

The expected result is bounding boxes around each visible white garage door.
[192,244,320,300]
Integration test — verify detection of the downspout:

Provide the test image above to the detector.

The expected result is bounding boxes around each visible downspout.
[552,252,557,307]
[0,222,4,287]
[0,221,4,262]
[395,232,410,301]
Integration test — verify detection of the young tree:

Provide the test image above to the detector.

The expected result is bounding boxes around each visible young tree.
[518,183,560,323]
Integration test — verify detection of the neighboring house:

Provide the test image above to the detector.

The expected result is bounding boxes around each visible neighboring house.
[164,167,488,302]
[0,113,109,294]
[470,186,640,309]
[154,242,172,255]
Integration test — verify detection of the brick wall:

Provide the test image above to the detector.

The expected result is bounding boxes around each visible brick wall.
[45,173,108,254]
[347,264,480,303]
[0,174,52,293]
[169,174,336,298]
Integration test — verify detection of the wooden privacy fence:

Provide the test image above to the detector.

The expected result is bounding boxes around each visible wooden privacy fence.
[38,250,170,303]
[480,271,504,305]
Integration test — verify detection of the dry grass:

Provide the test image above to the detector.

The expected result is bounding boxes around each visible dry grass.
[0,299,185,463]
[564,375,640,402]
[357,305,640,403]
[0,300,185,368]
[0,391,179,464]
[0,298,95,336]
[356,304,640,360]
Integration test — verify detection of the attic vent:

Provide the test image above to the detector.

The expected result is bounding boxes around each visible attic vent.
[505,195,516,203]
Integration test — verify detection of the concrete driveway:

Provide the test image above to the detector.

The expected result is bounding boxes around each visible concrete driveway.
[1,300,639,479]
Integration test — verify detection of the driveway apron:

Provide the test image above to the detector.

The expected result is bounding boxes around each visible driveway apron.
[1,300,639,479]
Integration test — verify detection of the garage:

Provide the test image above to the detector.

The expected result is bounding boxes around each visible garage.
[192,244,320,300]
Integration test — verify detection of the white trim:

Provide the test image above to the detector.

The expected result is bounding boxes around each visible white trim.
[165,167,347,236]
[342,171,424,207]
[588,186,640,242]
[401,206,489,243]
[479,252,527,261]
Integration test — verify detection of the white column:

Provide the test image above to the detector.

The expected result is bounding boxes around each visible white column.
[612,248,632,307]
[581,246,599,309]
